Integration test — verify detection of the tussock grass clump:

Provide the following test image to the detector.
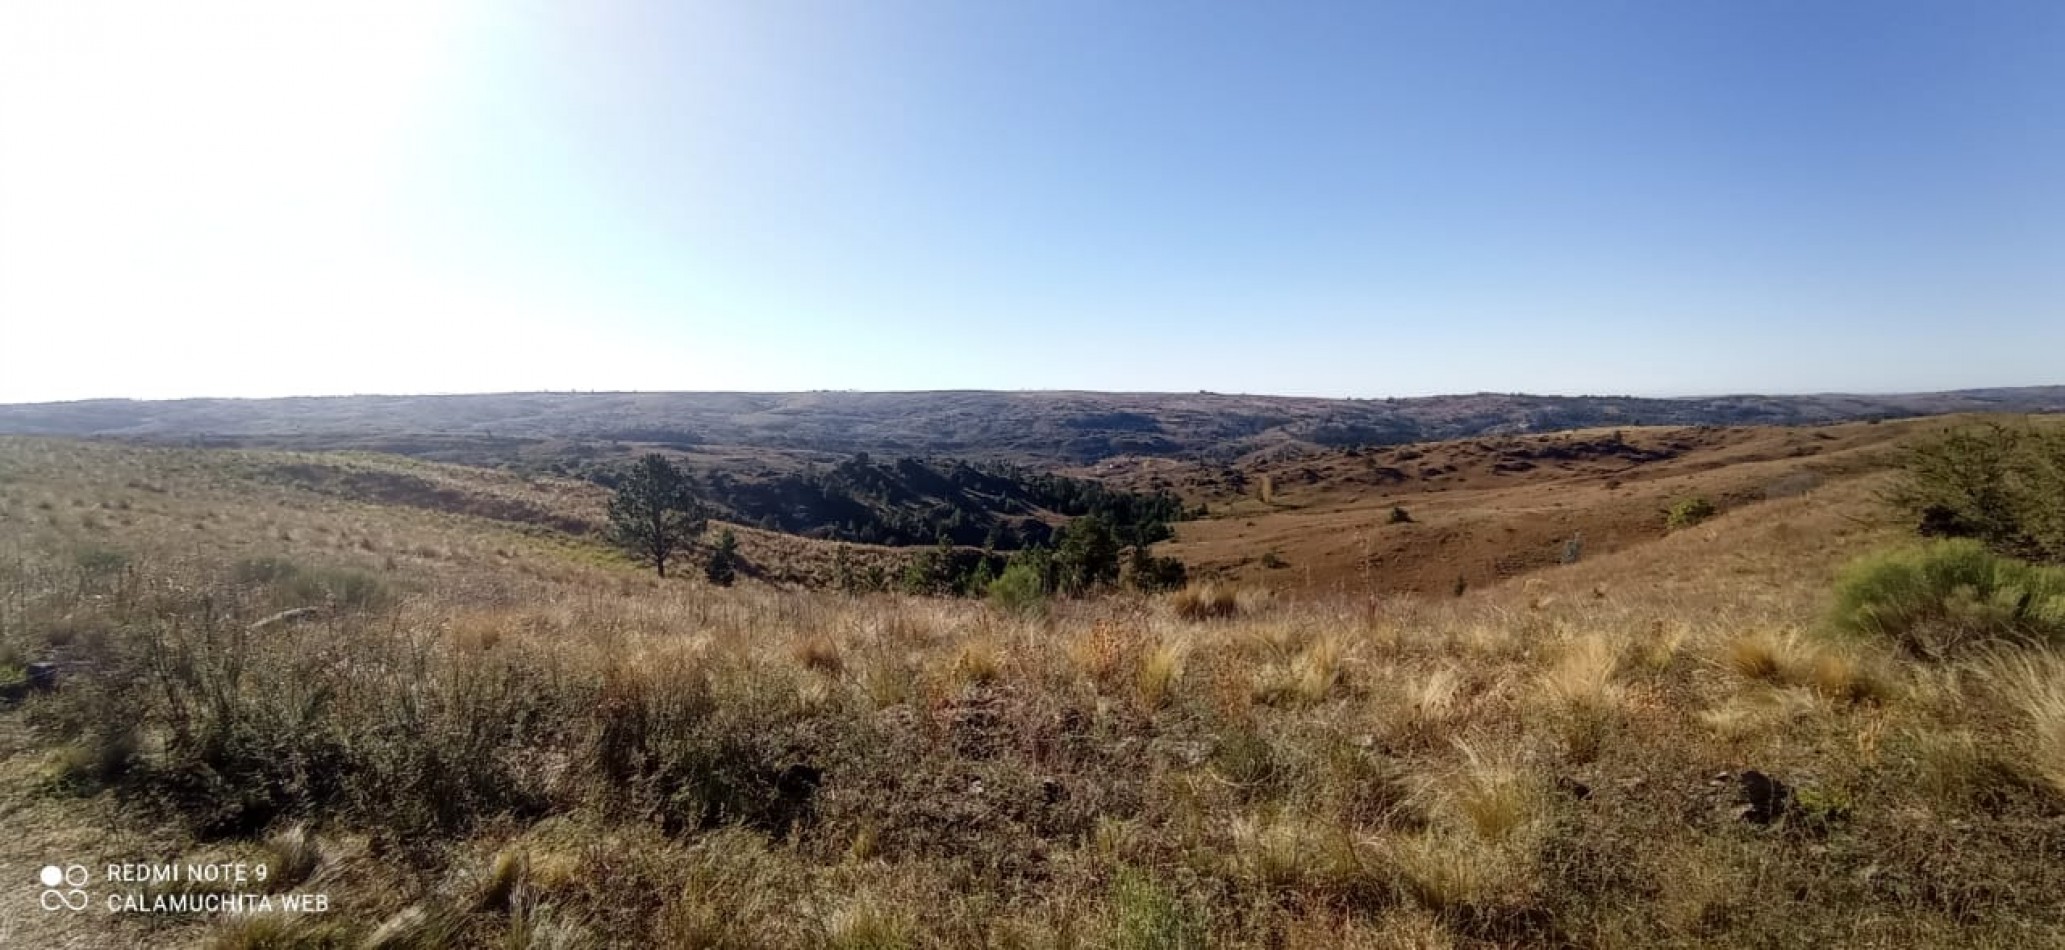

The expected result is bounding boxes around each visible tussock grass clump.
[792,632,845,675]
[1225,813,1374,897]
[1722,630,1899,703]
[1828,540,2065,658]
[821,894,915,950]
[1910,727,2039,811]
[1700,686,1823,742]
[201,912,354,949]
[1426,742,1541,843]
[1382,828,1523,919]
[360,902,466,950]
[1170,583,1241,621]
[1370,665,1469,749]
[1537,634,1624,760]
[949,638,1005,688]
[1983,651,2065,800]
[258,824,324,892]
[1135,637,1190,712]
[1066,622,1126,687]
[1252,635,1346,707]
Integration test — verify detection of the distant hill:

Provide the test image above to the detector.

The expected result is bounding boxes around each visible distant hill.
[0,387,2059,466]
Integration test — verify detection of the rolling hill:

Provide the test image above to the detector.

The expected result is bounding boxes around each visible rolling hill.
[1,386,2058,466]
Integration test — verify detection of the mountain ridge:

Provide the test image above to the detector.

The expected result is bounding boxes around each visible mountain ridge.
[1,386,2059,465]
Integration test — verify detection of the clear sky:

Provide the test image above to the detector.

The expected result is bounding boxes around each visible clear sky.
[2,1,2060,403]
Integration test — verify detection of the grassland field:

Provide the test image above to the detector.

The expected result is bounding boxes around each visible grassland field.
[1,418,2062,948]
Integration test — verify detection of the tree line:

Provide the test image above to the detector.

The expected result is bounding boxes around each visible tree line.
[607,453,1187,598]
[585,451,1189,551]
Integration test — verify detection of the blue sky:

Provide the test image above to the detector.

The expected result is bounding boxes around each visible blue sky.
[2,1,2060,401]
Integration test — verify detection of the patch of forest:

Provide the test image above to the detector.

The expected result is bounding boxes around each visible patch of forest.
[576,452,1191,549]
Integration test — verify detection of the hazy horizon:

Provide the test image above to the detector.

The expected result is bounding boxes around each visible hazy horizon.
[7,381,2065,410]
[4,2,2061,403]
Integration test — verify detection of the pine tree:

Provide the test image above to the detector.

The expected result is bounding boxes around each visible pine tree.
[1055,515,1121,595]
[706,528,739,586]
[607,454,707,578]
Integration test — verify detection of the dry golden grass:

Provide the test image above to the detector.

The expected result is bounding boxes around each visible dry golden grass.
[1133,635,1191,713]
[1169,581,1243,620]
[1985,650,2065,799]
[3,434,2065,948]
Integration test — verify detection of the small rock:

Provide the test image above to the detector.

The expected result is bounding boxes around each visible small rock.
[1739,770,1793,825]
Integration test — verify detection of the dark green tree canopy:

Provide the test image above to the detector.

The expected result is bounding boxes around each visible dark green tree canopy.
[705,528,739,586]
[609,453,708,577]
[1054,514,1122,595]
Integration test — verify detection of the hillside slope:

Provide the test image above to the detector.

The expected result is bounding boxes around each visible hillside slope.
[1147,417,1935,594]
[0,415,1964,598]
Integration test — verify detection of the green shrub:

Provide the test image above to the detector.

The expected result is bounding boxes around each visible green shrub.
[233,557,391,611]
[1887,423,2065,562]
[1828,540,2065,658]
[1664,496,1716,530]
[1108,869,1207,950]
[987,562,1048,614]
[72,545,131,577]
[1126,544,1188,593]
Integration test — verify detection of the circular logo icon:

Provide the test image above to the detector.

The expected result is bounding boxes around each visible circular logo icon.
[38,865,91,911]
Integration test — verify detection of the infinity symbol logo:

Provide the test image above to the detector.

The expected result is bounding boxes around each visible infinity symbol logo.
[40,889,89,911]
